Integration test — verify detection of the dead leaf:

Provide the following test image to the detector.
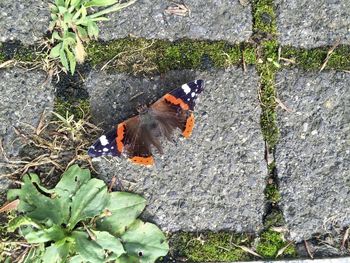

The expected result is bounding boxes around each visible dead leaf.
[165,3,190,16]
[341,227,349,248]
[276,241,293,258]
[0,199,20,213]
[231,243,262,258]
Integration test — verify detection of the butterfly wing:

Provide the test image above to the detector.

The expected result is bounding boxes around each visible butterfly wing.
[88,115,155,165]
[151,79,204,138]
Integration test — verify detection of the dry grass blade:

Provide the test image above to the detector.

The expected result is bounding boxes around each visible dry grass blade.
[0,199,20,213]
[271,226,289,233]
[35,110,48,135]
[165,3,190,16]
[304,240,314,259]
[341,227,350,248]
[231,243,262,258]
[320,39,340,72]
[108,176,117,192]
[0,60,16,69]
[275,97,293,112]
[276,241,293,258]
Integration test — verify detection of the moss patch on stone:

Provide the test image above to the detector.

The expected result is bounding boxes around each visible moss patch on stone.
[281,45,350,70]
[54,98,90,121]
[253,0,277,34]
[265,184,281,203]
[87,38,255,75]
[168,232,255,262]
[256,230,297,258]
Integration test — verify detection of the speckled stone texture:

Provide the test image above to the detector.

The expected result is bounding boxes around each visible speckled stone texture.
[0,67,54,156]
[275,0,350,48]
[0,0,50,44]
[85,68,266,233]
[275,69,350,242]
[98,0,252,43]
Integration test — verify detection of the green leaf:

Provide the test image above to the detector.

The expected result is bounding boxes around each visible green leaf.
[90,16,110,22]
[52,31,62,40]
[73,231,104,263]
[8,216,41,232]
[93,230,125,259]
[70,0,82,7]
[23,245,45,263]
[115,255,139,263]
[65,47,77,74]
[85,0,117,7]
[63,12,73,23]
[121,220,169,263]
[55,0,65,7]
[87,21,99,39]
[23,225,66,243]
[60,48,69,72]
[50,43,62,58]
[76,26,88,40]
[7,174,64,225]
[68,178,108,230]
[54,165,90,198]
[68,255,83,263]
[96,192,146,236]
[42,241,70,263]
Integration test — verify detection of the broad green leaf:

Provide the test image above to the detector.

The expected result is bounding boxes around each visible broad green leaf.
[42,241,70,263]
[52,31,62,40]
[68,255,83,263]
[23,245,45,263]
[23,225,66,243]
[121,220,169,263]
[7,174,63,225]
[88,0,136,19]
[85,0,117,7]
[66,47,76,74]
[60,48,69,72]
[54,164,90,198]
[68,178,108,230]
[115,254,139,263]
[93,230,125,259]
[58,6,67,14]
[96,192,146,236]
[63,12,73,23]
[87,21,99,39]
[73,231,104,263]
[55,0,65,7]
[8,216,41,232]
[50,43,62,58]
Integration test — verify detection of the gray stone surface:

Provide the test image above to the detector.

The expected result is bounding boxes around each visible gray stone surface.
[275,69,350,242]
[275,0,350,48]
[0,0,50,45]
[0,67,55,157]
[85,68,266,233]
[98,0,252,43]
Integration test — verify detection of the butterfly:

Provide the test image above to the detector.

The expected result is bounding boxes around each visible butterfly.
[88,80,204,165]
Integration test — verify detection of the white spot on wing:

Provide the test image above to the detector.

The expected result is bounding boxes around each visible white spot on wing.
[191,92,196,97]
[100,135,109,146]
[182,84,191,94]
[187,98,190,101]
[103,148,109,152]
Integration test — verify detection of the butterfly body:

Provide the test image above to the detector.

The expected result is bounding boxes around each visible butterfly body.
[88,80,204,165]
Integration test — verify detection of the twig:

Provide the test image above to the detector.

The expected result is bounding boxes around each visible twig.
[320,39,340,72]
[304,240,314,259]
[341,227,350,248]
[242,51,247,72]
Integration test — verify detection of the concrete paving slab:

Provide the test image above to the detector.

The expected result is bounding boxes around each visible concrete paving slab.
[0,0,50,45]
[98,0,252,43]
[85,68,266,233]
[275,0,350,48]
[0,67,54,201]
[275,69,350,242]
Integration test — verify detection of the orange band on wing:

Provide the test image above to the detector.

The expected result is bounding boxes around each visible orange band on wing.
[164,94,189,110]
[116,123,126,152]
[182,113,195,138]
[130,156,154,166]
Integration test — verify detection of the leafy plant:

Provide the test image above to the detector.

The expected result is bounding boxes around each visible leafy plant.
[49,0,136,74]
[7,165,169,262]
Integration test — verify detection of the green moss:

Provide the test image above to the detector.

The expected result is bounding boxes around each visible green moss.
[253,0,277,34]
[87,38,250,74]
[54,98,90,120]
[265,184,281,203]
[169,232,254,262]
[281,45,350,70]
[256,230,297,258]
[264,209,285,229]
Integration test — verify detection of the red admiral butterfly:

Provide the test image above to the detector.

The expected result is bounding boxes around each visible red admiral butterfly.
[88,80,204,165]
